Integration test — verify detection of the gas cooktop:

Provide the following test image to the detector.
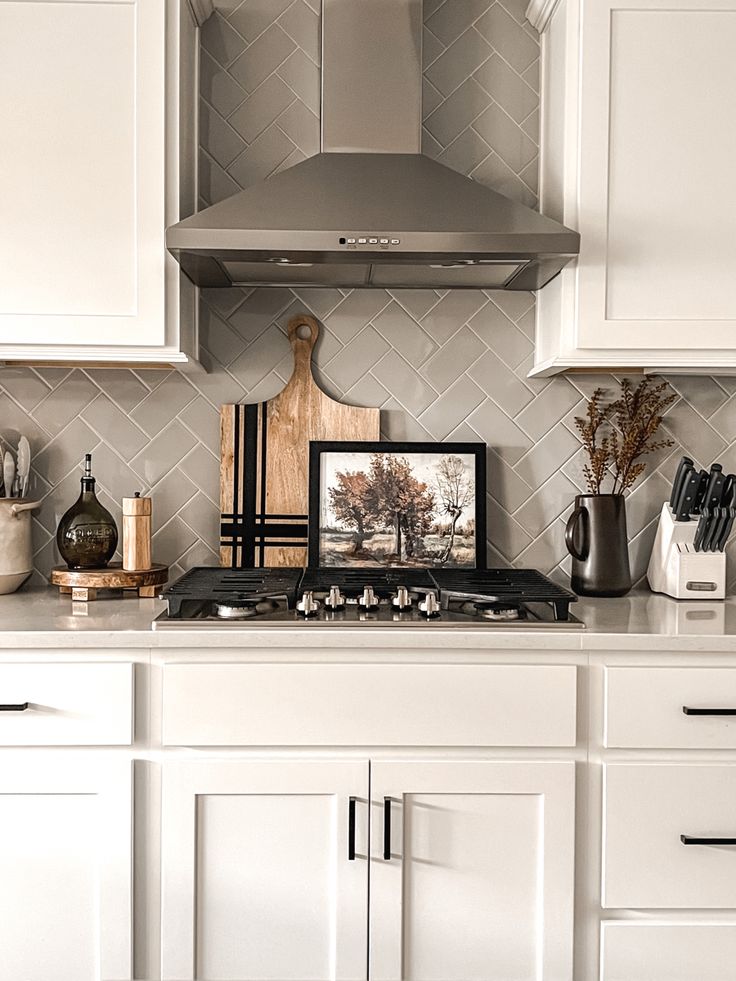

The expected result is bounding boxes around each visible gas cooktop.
[153,567,583,629]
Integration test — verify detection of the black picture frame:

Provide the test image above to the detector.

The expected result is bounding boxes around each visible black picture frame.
[308,440,487,569]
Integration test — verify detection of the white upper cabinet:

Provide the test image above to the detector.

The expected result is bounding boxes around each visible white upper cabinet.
[0,0,199,364]
[529,0,736,375]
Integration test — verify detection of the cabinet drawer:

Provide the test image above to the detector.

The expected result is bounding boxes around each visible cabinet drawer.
[603,764,736,908]
[601,922,736,981]
[162,663,577,747]
[605,666,736,748]
[0,663,133,745]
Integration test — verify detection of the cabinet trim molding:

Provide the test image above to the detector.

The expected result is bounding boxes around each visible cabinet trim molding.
[526,0,563,31]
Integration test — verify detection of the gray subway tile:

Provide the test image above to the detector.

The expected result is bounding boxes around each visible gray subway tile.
[424,28,492,98]
[32,370,99,437]
[372,350,438,417]
[229,25,295,94]
[466,398,533,465]
[372,302,437,366]
[81,395,148,462]
[513,423,579,490]
[418,377,486,441]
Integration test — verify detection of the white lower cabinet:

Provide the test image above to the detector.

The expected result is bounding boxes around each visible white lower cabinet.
[159,757,576,981]
[0,754,133,981]
[601,922,736,981]
[160,759,370,981]
[369,761,576,981]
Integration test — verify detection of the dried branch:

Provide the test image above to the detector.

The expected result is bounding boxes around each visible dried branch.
[573,378,675,495]
[573,388,612,494]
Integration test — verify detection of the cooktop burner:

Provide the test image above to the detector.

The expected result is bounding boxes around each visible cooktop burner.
[154,566,582,629]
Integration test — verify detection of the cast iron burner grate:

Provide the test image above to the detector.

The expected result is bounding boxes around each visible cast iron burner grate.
[163,567,303,616]
[430,568,576,620]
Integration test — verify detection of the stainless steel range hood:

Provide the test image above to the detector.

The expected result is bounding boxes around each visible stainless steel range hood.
[167,0,580,291]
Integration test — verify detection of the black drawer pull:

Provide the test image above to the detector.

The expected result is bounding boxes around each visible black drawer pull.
[383,797,391,861]
[348,797,356,861]
[0,703,29,712]
[681,835,736,845]
[683,706,736,716]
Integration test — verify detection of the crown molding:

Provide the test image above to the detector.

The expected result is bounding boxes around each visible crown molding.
[187,0,214,28]
[526,0,563,32]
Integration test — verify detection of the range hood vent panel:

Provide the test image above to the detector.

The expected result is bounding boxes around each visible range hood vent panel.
[167,1,579,291]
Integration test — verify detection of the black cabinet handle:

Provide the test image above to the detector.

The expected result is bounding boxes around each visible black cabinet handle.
[348,797,356,861]
[383,797,391,860]
[0,703,29,712]
[683,706,736,716]
[681,835,736,845]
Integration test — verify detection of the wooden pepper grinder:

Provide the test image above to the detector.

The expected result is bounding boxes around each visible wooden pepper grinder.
[122,492,152,571]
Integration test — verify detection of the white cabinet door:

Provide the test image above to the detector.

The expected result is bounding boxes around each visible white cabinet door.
[0,755,132,981]
[532,0,736,375]
[161,759,369,981]
[369,761,575,981]
[0,0,194,363]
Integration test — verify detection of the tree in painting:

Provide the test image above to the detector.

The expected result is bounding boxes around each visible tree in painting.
[435,455,474,564]
[328,470,374,554]
[366,454,436,560]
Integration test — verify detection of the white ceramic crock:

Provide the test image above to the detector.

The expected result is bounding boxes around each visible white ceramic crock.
[0,499,41,594]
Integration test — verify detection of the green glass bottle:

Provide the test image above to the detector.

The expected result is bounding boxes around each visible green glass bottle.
[56,454,118,569]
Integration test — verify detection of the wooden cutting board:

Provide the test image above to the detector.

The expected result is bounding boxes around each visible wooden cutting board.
[220,314,381,567]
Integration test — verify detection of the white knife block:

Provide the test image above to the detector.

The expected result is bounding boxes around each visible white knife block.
[647,503,726,600]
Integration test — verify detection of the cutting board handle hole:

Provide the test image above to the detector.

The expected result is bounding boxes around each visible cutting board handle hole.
[296,323,312,340]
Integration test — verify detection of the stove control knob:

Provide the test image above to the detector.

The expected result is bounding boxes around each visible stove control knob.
[325,585,346,611]
[418,592,440,618]
[358,586,379,610]
[392,586,412,611]
[296,590,320,617]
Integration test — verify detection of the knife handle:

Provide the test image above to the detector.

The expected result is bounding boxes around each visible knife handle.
[670,455,694,508]
[705,469,725,511]
[693,507,710,552]
[693,469,710,513]
[675,468,700,521]
[722,474,736,509]
[703,506,726,553]
[718,507,736,552]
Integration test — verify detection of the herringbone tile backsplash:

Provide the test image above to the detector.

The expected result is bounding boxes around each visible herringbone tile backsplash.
[3,0,736,590]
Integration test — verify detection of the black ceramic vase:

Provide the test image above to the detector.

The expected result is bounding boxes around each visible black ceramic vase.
[56,454,118,569]
[565,493,632,597]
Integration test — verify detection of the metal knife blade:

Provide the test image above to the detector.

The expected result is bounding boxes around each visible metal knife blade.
[704,464,725,511]
[674,466,700,521]
[717,507,736,552]
[670,455,694,509]
[693,507,710,552]
[703,506,727,552]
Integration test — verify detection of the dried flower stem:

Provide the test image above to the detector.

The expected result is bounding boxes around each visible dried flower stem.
[573,377,675,495]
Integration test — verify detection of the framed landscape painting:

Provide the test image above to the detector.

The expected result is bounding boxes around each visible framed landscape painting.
[308,441,486,569]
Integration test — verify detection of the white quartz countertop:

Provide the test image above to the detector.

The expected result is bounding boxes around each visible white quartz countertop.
[0,585,735,650]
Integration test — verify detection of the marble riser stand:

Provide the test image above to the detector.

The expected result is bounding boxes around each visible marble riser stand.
[647,504,726,600]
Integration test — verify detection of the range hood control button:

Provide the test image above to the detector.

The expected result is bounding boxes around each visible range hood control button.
[368,238,378,244]
[358,238,367,244]
[391,238,400,244]
[346,238,356,244]
[380,238,389,244]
